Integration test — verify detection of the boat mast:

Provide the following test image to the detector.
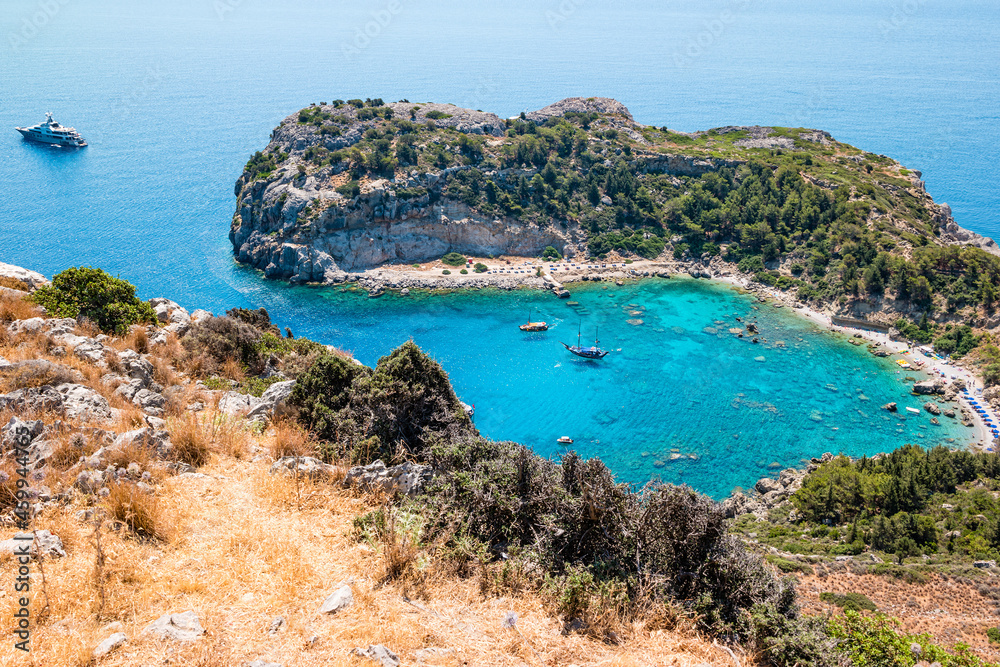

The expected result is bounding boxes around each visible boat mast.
[577,321,581,349]
[595,326,599,347]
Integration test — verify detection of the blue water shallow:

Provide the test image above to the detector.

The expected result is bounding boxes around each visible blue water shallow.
[1,0,994,497]
[246,277,970,499]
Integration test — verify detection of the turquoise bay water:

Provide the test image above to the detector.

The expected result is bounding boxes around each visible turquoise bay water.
[262,277,969,498]
[1,0,994,496]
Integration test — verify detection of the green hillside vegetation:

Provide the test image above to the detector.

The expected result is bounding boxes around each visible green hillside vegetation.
[243,104,1000,373]
[733,445,1000,572]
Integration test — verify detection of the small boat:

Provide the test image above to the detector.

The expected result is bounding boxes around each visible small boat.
[519,310,548,332]
[557,436,573,444]
[562,324,609,359]
[906,407,921,415]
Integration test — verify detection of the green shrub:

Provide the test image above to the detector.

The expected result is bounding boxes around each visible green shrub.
[460,269,468,274]
[819,591,877,613]
[289,352,369,456]
[30,267,157,335]
[988,627,1000,645]
[182,316,263,374]
[766,555,814,574]
[473,263,488,273]
[425,110,452,120]
[442,269,451,275]
[441,252,466,267]
[542,245,562,260]
[226,307,279,335]
[336,180,361,198]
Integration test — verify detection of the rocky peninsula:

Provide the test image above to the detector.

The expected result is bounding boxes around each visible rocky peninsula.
[230,96,997,293]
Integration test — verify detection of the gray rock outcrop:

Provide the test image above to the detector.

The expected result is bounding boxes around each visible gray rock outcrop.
[142,610,205,642]
[245,380,296,422]
[0,530,66,559]
[0,262,49,290]
[319,581,354,615]
[350,645,400,667]
[269,456,338,479]
[93,632,127,659]
[344,460,432,496]
[913,380,945,395]
[218,391,262,416]
[56,383,113,422]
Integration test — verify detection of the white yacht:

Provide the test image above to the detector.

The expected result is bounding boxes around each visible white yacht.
[15,113,87,147]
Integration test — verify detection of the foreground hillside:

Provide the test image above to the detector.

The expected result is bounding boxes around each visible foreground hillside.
[3,265,1000,666]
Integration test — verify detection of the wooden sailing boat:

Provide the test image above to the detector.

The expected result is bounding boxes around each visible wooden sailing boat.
[519,309,548,332]
[562,323,609,359]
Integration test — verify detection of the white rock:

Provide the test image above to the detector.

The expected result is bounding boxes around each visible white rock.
[350,645,400,667]
[142,610,204,642]
[0,262,49,290]
[218,391,261,416]
[319,584,354,614]
[0,530,66,559]
[246,380,296,422]
[93,632,127,659]
[55,384,113,422]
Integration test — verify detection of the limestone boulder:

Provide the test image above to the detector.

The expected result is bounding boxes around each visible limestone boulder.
[345,460,432,496]
[218,391,262,416]
[0,530,66,559]
[754,477,781,495]
[350,645,400,667]
[142,610,205,642]
[55,384,113,422]
[913,380,944,395]
[93,632,127,659]
[269,456,338,479]
[246,380,296,422]
[0,262,49,290]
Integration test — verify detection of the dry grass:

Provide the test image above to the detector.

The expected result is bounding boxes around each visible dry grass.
[169,412,213,468]
[129,326,149,354]
[0,453,740,667]
[269,419,315,459]
[0,276,30,292]
[150,354,178,387]
[0,291,42,323]
[799,571,1000,661]
[103,481,172,543]
[106,392,146,430]
[0,359,77,393]
[220,357,246,383]
[48,431,99,471]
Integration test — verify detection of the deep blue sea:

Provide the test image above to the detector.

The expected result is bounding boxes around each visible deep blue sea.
[2,0,995,496]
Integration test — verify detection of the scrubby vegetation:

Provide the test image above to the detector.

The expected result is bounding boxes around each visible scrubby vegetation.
[280,339,998,663]
[735,445,1000,569]
[30,266,157,334]
[4,273,999,665]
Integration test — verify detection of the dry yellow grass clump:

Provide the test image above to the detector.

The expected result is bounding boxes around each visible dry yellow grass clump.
[0,447,737,667]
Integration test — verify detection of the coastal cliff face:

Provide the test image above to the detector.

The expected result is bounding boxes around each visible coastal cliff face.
[230,97,788,282]
[231,96,999,323]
